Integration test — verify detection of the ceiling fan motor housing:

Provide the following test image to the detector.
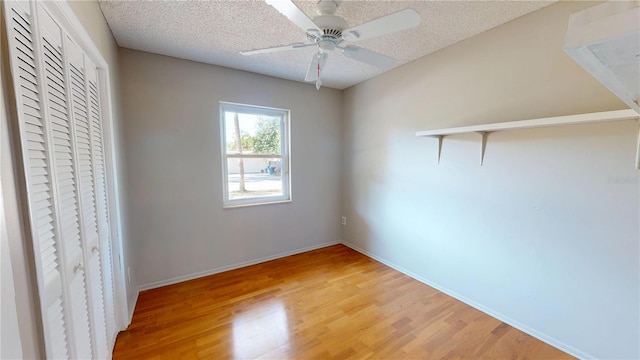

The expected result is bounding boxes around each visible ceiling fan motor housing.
[312,15,347,50]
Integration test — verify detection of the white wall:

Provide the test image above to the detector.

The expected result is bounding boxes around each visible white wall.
[118,49,342,288]
[341,1,638,359]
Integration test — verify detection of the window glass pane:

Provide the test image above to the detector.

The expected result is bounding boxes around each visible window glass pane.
[224,112,281,155]
[226,158,283,200]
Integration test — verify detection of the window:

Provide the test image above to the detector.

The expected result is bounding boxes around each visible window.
[220,102,291,207]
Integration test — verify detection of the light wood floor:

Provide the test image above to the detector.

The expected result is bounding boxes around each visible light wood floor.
[113,244,572,359]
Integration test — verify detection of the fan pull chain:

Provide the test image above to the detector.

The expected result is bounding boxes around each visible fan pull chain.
[316,51,323,90]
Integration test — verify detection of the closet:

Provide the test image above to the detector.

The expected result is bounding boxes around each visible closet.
[4,0,121,358]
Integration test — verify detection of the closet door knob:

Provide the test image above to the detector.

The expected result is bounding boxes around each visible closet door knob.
[73,262,84,274]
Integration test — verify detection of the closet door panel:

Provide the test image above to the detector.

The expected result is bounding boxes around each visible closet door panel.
[66,36,110,359]
[4,1,69,358]
[86,62,118,342]
[37,5,92,358]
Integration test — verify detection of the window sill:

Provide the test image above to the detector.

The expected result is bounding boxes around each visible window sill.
[223,199,292,209]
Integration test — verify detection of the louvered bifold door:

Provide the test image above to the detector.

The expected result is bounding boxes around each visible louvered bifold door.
[4,1,70,357]
[86,60,119,343]
[37,4,94,359]
[66,37,110,359]
[5,1,98,358]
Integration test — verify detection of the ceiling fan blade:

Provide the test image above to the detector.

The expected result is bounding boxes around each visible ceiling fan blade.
[241,42,315,56]
[342,9,420,42]
[265,0,321,36]
[305,52,328,82]
[339,45,396,69]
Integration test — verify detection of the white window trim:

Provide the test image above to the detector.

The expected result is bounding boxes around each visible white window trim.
[220,102,291,208]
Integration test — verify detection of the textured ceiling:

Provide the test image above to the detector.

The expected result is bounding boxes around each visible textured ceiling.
[98,0,556,90]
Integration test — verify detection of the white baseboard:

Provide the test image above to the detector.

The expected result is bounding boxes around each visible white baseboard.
[138,241,341,292]
[341,241,592,360]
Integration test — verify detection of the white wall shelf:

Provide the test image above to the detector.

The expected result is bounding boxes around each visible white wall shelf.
[415,109,640,168]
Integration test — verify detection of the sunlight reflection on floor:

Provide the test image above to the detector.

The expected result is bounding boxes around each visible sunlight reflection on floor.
[232,301,290,359]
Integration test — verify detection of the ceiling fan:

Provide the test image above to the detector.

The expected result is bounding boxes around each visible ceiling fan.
[241,0,421,89]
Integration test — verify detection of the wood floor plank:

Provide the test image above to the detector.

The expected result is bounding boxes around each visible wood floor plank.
[113,244,573,359]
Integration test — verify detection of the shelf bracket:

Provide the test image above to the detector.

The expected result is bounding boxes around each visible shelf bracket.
[477,131,490,166]
[436,135,444,164]
[636,118,640,170]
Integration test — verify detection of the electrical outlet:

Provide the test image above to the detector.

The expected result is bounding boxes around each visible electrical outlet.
[127,267,131,284]
[342,216,347,225]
